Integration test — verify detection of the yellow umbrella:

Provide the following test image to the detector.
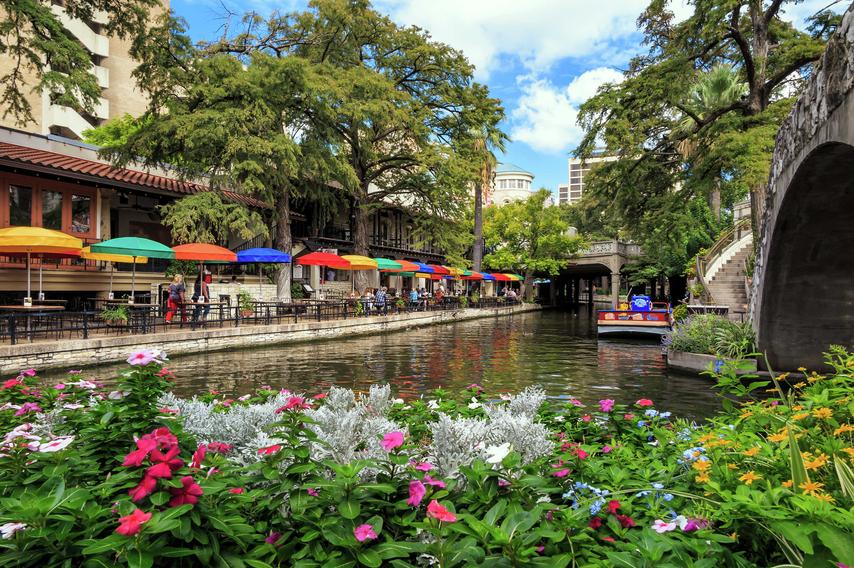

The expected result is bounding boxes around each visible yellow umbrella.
[443,266,464,277]
[81,246,148,298]
[0,227,82,301]
[339,255,378,270]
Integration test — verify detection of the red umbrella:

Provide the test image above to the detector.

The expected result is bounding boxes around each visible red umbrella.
[172,243,237,262]
[461,271,485,280]
[491,273,512,281]
[296,251,351,269]
[426,264,450,275]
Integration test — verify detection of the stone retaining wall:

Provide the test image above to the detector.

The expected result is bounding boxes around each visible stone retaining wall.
[0,304,540,374]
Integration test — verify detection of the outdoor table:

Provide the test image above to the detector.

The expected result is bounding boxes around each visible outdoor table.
[33,299,68,305]
[0,305,65,342]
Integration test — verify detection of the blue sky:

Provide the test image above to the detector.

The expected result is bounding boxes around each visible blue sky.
[170,0,836,195]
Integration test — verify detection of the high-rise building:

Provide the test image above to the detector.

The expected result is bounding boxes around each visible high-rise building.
[0,2,167,140]
[562,151,617,205]
[489,163,534,206]
[557,184,569,204]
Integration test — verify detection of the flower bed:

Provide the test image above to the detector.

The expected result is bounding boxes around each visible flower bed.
[0,347,852,567]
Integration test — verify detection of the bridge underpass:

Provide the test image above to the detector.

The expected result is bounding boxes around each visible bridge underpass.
[548,240,642,308]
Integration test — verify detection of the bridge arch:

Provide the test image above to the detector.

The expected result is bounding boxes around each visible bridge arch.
[751,6,854,369]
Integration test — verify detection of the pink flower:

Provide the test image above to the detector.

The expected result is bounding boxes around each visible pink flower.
[53,383,66,390]
[423,475,446,488]
[127,350,156,366]
[602,536,615,543]
[307,488,319,497]
[157,368,175,379]
[589,516,603,529]
[123,437,158,467]
[229,488,244,494]
[407,480,426,507]
[275,396,311,413]
[568,398,584,407]
[265,532,282,545]
[599,399,615,412]
[616,514,636,528]
[601,445,613,454]
[257,444,282,455]
[169,476,203,507]
[581,415,592,423]
[607,500,620,515]
[652,519,677,533]
[381,431,404,451]
[15,402,42,416]
[552,468,570,478]
[142,427,178,450]
[146,446,184,479]
[354,523,377,542]
[498,479,511,487]
[412,461,434,471]
[129,475,157,502]
[426,500,457,523]
[575,449,588,460]
[20,368,36,377]
[636,399,654,407]
[206,442,232,454]
[159,408,179,414]
[2,378,22,389]
[313,393,327,400]
[190,444,206,469]
[623,413,635,420]
[67,370,82,375]
[115,509,152,536]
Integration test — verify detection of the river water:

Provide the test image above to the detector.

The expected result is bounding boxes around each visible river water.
[57,309,722,420]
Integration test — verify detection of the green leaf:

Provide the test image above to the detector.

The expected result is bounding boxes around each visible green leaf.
[338,499,360,520]
[321,555,356,568]
[815,525,854,565]
[81,536,127,555]
[773,521,814,555]
[484,500,506,526]
[834,457,854,498]
[125,549,154,568]
[356,550,382,568]
[374,541,424,559]
[245,561,274,568]
[787,429,810,489]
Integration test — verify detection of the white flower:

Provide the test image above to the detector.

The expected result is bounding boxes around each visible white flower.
[238,394,252,402]
[652,519,677,533]
[427,400,440,410]
[467,398,482,410]
[62,403,85,410]
[38,436,74,453]
[392,398,405,405]
[485,443,512,464]
[499,393,512,401]
[71,380,98,390]
[107,391,128,400]
[0,522,26,539]
[536,495,551,504]
[553,415,565,423]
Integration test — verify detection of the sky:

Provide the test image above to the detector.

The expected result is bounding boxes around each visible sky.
[170,0,837,196]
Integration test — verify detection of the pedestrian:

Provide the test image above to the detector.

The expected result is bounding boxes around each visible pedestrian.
[375,286,388,315]
[165,274,185,324]
[192,273,211,324]
[409,287,419,310]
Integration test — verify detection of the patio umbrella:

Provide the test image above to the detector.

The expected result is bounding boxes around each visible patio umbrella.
[426,264,450,275]
[340,255,378,270]
[461,270,485,280]
[236,248,291,299]
[503,274,522,281]
[379,259,419,272]
[492,273,512,282]
[373,258,403,271]
[173,243,237,302]
[92,237,176,301]
[0,227,82,302]
[81,246,148,298]
[414,263,435,273]
[296,251,351,269]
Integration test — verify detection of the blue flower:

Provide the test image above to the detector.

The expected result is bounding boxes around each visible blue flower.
[660,412,672,419]
[645,409,659,418]
[677,428,692,441]
[713,359,724,373]
[652,483,664,490]
[663,493,674,502]
[589,498,605,516]
[637,421,648,427]
[646,435,656,442]
[635,490,652,497]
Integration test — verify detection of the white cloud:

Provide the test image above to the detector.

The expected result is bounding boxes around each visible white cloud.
[510,67,622,154]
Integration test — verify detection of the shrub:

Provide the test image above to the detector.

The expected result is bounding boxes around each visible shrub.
[665,314,755,358]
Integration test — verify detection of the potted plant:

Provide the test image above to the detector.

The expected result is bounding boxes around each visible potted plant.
[237,290,254,317]
[395,297,406,312]
[470,291,480,305]
[459,295,469,309]
[100,304,129,326]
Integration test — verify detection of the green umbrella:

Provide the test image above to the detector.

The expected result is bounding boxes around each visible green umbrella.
[374,258,403,271]
[91,237,176,301]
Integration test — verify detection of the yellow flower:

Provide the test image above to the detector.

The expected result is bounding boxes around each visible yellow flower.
[833,424,854,436]
[698,433,716,444]
[797,367,807,372]
[792,412,809,421]
[813,493,835,503]
[742,447,760,457]
[727,463,737,470]
[804,453,829,470]
[807,374,822,384]
[812,408,833,420]
[695,472,710,483]
[799,481,824,495]
[792,405,804,411]
[768,429,788,443]
[793,382,806,389]
[782,480,793,488]
[692,460,711,472]
[729,532,738,541]
[739,471,761,485]
[740,410,753,419]
[841,448,854,460]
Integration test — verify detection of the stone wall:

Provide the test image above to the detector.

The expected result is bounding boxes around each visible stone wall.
[0,304,540,374]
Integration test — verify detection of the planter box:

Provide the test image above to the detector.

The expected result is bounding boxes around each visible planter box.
[667,350,757,375]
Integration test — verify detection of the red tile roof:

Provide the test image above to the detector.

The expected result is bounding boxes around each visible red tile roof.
[0,141,271,210]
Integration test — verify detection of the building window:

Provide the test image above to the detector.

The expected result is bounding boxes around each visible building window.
[9,185,32,226]
[71,194,92,234]
[42,190,63,230]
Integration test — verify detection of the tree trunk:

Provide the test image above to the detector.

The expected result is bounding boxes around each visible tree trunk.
[522,269,535,302]
[275,191,292,301]
[472,182,484,271]
[352,192,371,294]
[709,183,721,222]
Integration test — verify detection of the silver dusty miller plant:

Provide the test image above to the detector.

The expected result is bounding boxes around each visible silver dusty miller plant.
[429,386,552,476]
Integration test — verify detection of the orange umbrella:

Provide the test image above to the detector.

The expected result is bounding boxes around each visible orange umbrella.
[172,243,237,262]
[380,259,420,272]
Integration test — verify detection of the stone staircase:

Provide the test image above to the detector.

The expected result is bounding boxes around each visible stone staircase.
[705,244,751,320]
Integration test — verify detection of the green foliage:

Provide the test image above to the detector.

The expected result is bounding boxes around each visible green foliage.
[164,260,197,280]
[666,314,755,358]
[237,290,254,312]
[483,189,586,281]
[99,304,129,324]
[82,113,153,148]
[0,0,157,125]
[291,282,306,300]
[2,347,853,566]
[158,192,268,246]
[671,303,688,322]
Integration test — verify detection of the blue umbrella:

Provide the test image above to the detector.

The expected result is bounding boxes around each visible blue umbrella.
[482,273,496,281]
[414,263,435,273]
[236,248,291,299]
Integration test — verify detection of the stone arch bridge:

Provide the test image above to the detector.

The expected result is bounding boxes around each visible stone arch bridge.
[551,240,642,307]
[751,5,854,370]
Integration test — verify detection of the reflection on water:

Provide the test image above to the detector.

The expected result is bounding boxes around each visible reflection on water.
[55,309,723,420]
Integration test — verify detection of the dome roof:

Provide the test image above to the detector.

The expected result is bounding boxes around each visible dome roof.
[496,162,533,176]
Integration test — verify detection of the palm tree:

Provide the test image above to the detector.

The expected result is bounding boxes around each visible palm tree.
[676,65,746,221]
[471,125,507,272]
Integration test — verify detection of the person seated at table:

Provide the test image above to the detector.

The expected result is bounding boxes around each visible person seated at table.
[374,286,388,315]
[435,283,445,304]
[362,288,374,314]
[165,274,186,323]
[191,274,211,323]
[506,288,518,303]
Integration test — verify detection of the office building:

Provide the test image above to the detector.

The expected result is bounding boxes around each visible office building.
[562,152,617,205]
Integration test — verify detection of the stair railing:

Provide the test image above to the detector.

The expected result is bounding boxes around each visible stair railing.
[695,217,752,305]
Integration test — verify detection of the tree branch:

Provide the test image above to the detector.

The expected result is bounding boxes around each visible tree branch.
[729,5,756,88]
[764,0,785,25]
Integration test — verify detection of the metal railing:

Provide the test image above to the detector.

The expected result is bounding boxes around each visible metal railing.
[0,296,521,345]
[695,217,752,305]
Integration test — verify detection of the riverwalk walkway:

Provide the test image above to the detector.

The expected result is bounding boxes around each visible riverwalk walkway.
[0,301,540,374]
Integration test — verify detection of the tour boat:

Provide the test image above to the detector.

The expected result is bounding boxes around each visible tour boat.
[597,297,672,338]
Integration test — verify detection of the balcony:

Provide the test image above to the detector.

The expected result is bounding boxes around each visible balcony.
[91,64,109,88]
[51,5,109,56]
[48,99,109,139]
